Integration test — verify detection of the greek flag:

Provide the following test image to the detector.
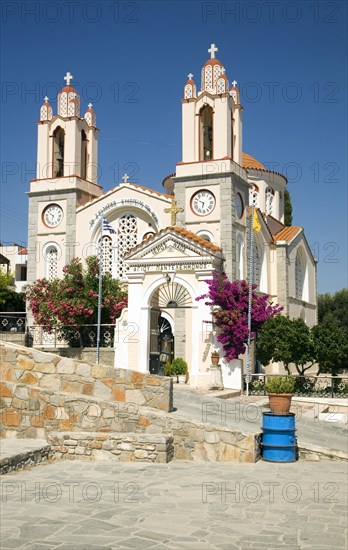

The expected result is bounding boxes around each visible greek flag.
[102,217,116,234]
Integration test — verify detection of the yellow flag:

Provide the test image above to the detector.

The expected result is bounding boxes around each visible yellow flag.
[253,211,261,232]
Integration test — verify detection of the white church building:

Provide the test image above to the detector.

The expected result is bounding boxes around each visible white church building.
[27,45,317,388]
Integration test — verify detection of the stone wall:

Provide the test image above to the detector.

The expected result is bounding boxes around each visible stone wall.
[0,381,260,462]
[0,342,260,462]
[48,432,174,463]
[0,342,172,412]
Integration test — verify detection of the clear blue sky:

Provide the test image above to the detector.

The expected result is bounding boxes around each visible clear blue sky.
[1,0,347,294]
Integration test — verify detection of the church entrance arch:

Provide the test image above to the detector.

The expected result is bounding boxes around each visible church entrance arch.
[148,282,192,375]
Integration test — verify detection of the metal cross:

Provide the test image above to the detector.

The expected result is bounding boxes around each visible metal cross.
[187,73,194,80]
[232,80,238,88]
[88,103,93,109]
[44,96,49,103]
[122,173,129,182]
[221,67,226,75]
[208,43,218,58]
[165,198,184,225]
[64,71,74,86]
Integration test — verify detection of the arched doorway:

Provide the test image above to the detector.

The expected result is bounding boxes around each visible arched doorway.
[149,282,192,374]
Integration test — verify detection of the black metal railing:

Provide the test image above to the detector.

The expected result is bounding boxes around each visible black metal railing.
[244,373,348,399]
[0,312,26,333]
[24,324,115,349]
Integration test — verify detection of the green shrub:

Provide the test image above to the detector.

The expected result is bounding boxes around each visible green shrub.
[265,375,295,394]
[163,361,173,376]
[171,357,188,376]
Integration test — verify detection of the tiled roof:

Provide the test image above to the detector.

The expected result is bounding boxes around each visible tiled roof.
[167,226,221,252]
[274,226,302,242]
[18,249,28,255]
[127,226,221,256]
[242,153,266,171]
[127,182,173,199]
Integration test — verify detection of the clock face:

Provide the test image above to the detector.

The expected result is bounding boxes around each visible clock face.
[191,190,215,216]
[43,204,63,228]
[235,193,244,219]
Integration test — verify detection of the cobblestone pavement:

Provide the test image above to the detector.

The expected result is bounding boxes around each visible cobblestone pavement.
[1,459,347,549]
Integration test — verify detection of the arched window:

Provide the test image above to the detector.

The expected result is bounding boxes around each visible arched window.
[100,235,113,275]
[81,130,87,180]
[53,127,65,178]
[265,187,274,215]
[116,214,138,279]
[249,185,259,207]
[200,105,213,161]
[45,244,59,280]
[295,249,304,299]
[253,242,262,289]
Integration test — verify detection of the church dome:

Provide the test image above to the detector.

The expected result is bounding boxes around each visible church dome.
[58,73,80,118]
[39,97,53,122]
[203,57,223,68]
[242,152,266,171]
[201,44,229,94]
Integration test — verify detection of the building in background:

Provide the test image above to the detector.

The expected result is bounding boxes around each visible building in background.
[26,46,317,388]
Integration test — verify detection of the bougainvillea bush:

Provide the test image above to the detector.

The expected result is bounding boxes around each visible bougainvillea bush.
[26,256,127,345]
[197,271,282,361]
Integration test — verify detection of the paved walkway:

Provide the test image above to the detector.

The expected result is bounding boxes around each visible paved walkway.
[1,459,347,549]
[172,387,348,454]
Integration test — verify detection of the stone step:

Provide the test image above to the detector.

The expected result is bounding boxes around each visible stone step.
[48,431,174,463]
[0,439,54,475]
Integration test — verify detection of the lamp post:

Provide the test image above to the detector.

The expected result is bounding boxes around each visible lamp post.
[246,200,256,396]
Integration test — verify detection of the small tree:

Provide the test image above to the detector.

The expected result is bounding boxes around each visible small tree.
[26,256,127,344]
[312,322,348,375]
[197,272,282,361]
[284,189,293,226]
[257,315,315,375]
[0,270,15,305]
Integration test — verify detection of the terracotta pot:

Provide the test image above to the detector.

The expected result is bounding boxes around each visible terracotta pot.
[211,354,220,365]
[267,393,293,414]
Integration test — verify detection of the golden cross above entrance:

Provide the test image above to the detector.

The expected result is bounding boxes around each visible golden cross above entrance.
[164,198,184,225]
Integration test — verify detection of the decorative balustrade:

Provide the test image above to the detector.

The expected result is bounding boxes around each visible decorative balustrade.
[244,373,348,399]
[0,312,26,333]
[24,324,115,349]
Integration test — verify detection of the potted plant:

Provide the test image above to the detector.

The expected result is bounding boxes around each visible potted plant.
[265,375,295,414]
[171,357,188,383]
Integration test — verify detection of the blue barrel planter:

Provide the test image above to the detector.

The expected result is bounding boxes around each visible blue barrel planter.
[261,412,298,462]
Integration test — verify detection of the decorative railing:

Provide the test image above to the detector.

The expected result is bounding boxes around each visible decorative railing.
[25,324,115,349]
[0,312,26,333]
[244,373,348,399]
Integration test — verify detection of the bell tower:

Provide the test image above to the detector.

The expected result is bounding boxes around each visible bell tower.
[166,45,250,281]
[180,43,243,167]
[27,72,102,287]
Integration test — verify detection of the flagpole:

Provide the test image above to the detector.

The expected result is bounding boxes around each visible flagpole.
[246,201,255,396]
[96,214,103,364]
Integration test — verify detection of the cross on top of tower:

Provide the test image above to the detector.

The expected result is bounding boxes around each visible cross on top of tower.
[208,43,218,59]
[221,67,226,75]
[88,103,93,109]
[64,71,74,86]
[122,173,129,182]
[188,73,194,80]
[44,96,49,103]
[232,80,238,88]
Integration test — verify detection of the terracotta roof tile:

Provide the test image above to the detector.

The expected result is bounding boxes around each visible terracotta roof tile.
[18,249,28,255]
[274,226,302,242]
[127,226,221,256]
[127,182,173,199]
[242,152,266,171]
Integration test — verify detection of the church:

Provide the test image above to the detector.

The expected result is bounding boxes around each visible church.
[27,45,317,389]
